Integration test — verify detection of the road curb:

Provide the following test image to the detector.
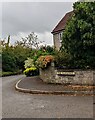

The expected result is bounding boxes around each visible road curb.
[15,79,94,96]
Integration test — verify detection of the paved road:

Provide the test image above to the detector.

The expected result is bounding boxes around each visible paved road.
[2,75,94,118]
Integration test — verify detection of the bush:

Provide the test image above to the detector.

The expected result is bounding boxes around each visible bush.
[2,44,32,72]
[2,48,18,72]
[54,51,71,69]
[24,58,34,69]
[32,46,54,63]
[23,67,39,77]
[36,55,54,69]
[40,46,55,55]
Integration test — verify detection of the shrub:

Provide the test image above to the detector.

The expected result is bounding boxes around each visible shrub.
[32,50,49,63]
[2,42,32,72]
[2,48,18,72]
[54,51,71,69]
[36,55,54,69]
[40,46,55,55]
[23,67,39,76]
[24,58,34,69]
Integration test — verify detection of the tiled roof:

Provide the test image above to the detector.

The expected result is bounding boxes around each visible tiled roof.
[51,11,73,34]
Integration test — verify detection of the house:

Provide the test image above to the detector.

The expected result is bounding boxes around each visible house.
[51,11,73,50]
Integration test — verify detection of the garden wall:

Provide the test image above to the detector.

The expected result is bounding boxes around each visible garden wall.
[40,65,94,85]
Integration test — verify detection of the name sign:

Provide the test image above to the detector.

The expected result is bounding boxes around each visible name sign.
[57,71,75,76]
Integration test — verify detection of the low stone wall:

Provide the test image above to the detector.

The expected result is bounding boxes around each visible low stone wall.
[40,65,94,85]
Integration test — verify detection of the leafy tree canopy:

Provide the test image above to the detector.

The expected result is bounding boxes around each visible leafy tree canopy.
[61,2,95,69]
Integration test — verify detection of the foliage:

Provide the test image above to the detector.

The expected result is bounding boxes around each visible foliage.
[54,51,71,68]
[61,2,95,69]
[36,55,54,69]
[1,33,55,73]
[15,32,44,49]
[24,58,35,69]
[2,39,32,72]
[0,71,22,77]
[23,67,39,76]
[31,46,54,63]
[45,46,54,54]
[2,47,18,72]
[39,46,55,55]
[13,45,32,70]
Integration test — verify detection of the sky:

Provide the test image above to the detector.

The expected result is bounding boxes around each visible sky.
[1,2,74,46]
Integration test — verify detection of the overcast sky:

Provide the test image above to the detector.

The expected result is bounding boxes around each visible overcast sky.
[2,2,73,46]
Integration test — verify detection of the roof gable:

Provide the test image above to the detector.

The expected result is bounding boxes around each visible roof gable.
[51,11,73,34]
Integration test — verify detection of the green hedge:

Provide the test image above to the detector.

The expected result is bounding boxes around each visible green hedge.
[0,71,22,77]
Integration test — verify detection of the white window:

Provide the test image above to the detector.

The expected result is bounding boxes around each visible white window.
[59,32,63,45]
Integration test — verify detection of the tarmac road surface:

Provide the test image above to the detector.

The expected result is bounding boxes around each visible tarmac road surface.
[2,75,94,118]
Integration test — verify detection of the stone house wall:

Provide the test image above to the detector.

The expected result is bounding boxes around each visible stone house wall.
[40,65,94,85]
[53,33,61,51]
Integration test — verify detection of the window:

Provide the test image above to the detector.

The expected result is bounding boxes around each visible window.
[59,32,63,43]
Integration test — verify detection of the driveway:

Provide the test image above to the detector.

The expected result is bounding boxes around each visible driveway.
[2,75,94,118]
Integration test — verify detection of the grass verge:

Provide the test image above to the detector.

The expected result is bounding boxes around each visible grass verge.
[0,71,23,77]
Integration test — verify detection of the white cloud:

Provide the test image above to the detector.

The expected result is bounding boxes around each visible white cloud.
[2,2,73,37]
[37,32,53,46]
[2,2,73,46]
[1,0,77,2]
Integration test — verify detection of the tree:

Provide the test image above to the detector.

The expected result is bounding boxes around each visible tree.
[2,47,18,72]
[2,35,33,72]
[15,32,44,49]
[39,45,54,55]
[61,2,95,68]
